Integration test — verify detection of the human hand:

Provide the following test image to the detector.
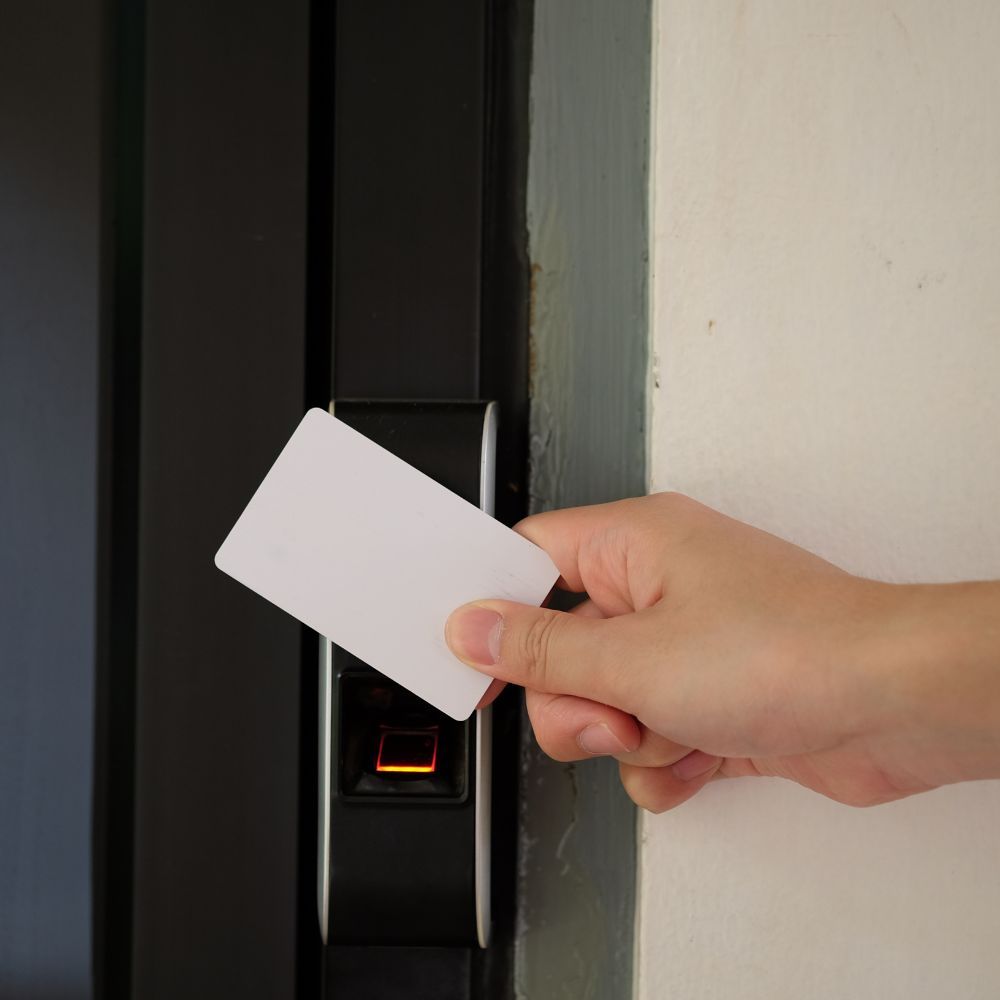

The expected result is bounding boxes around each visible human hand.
[447,494,1000,812]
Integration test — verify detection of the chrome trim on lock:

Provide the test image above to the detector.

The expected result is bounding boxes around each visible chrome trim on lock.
[318,634,333,945]
[318,399,335,946]
[475,400,498,950]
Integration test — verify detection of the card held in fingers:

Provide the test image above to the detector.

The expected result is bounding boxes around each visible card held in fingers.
[214,408,560,720]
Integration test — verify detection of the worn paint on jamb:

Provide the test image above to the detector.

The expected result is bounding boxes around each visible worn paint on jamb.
[517,2,651,998]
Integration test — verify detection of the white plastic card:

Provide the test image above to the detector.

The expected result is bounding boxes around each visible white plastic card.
[214,408,559,719]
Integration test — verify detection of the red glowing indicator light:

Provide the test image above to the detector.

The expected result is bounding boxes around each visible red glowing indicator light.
[375,728,439,774]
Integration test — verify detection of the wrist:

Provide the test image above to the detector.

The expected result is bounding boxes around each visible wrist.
[857,580,1000,785]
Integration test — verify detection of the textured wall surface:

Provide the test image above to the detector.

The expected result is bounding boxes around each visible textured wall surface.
[519,1,651,998]
[640,2,1000,998]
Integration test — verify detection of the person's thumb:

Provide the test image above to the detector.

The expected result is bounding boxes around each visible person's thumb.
[445,600,638,711]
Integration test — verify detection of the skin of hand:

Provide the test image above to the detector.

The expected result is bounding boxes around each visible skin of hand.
[447,493,1000,812]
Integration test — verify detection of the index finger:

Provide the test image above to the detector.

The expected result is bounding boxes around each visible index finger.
[513,498,657,616]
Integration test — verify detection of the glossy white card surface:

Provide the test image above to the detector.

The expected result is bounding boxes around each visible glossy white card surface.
[215,408,559,720]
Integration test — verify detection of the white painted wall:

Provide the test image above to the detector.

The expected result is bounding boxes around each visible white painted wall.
[641,3,1000,998]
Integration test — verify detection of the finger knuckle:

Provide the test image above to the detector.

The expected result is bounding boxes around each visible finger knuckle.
[830,784,898,809]
[629,747,684,769]
[652,490,691,513]
[527,698,575,762]
[626,788,668,814]
[533,731,574,763]
[619,765,671,814]
[519,613,561,689]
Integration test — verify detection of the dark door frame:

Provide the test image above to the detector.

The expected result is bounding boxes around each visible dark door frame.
[90,1,534,998]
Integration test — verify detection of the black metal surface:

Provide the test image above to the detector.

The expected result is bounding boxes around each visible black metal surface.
[334,401,491,501]
[0,3,104,996]
[93,0,146,995]
[330,665,478,945]
[327,947,471,1000]
[479,0,535,532]
[331,0,487,400]
[131,1,311,996]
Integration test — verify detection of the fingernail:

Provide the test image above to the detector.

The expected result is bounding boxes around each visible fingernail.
[446,607,503,666]
[577,723,630,757]
[671,750,721,782]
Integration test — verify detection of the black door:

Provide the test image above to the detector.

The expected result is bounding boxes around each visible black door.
[1,1,533,998]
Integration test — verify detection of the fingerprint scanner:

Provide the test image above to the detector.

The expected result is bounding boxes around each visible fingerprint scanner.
[375,728,439,774]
